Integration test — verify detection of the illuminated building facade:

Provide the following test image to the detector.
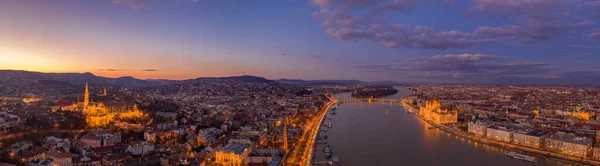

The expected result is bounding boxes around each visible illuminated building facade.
[418,100,458,124]
[22,97,41,103]
[468,120,493,137]
[544,132,592,157]
[513,129,548,148]
[75,84,145,128]
[486,125,515,143]
[593,144,600,160]
[215,143,252,166]
[571,110,594,121]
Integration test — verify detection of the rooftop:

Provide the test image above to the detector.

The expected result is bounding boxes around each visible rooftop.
[219,143,251,155]
[547,132,593,145]
[515,129,548,137]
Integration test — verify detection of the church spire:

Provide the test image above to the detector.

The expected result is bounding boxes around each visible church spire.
[283,120,288,152]
[84,82,89,110]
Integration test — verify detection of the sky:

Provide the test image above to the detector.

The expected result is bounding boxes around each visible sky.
[1,0,600,84]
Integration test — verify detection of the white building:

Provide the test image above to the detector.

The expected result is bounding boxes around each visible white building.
[229,136,252,145]
[545,132,593,157]
[468,120,493,137]
[0,113,21,132]
[79,131,121,148]
[197,127,222,145]
[144,130,158,143]
[486,125,515,143]
[512,130,548,148]
[47,151,72,166]
[593,144,600,160]
[126,141,155,156]
[45,136,70,152]
[244,149,284,166]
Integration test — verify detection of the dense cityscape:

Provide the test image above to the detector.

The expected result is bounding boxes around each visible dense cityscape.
[0,70,357,166]
[402,85,600,165]
[2,70,600,165]
[4,0,600,165]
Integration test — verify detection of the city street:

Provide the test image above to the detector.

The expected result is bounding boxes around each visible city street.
[285,97,337,166]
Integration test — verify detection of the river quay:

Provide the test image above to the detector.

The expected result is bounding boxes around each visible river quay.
[402,101,599,166]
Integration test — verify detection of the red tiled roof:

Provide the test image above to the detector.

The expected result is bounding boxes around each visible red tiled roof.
[47,151,72,158]
[81,133,101,141]
[18,147,47,158]
[92,146,113,153]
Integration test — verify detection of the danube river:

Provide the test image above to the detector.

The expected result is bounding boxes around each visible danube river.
[317,86,568,166]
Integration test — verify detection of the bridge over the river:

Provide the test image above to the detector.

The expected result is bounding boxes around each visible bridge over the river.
[337,97,403,103]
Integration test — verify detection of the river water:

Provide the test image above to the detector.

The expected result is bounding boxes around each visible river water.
[316,86,568,166]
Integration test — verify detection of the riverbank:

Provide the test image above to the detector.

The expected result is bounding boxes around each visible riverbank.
[307,99,338,165]
[401,101,599,166]
[351,86,398,98]
[283,97,338,165]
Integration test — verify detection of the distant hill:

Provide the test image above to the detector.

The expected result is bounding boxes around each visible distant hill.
[213,75,276,83]
[0,70,165,88]
[181,75,276,84]
[277,78,365,85]
[277,78,408,86]
[0,70,278,87]
[368,80,406,86]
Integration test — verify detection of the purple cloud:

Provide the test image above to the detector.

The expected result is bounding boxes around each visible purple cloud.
[311,0,600,49]
[578,1,600,17]
[471,0,559,15]
[357,53,553,78]
[590,31,600,40]
[99,69,126,72]
[113,0,146,8]
[312,0,476,49]
[470,0,597,43]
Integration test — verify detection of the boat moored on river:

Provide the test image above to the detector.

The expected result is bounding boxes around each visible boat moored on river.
[505,151,538,162]
[330,156,343,166]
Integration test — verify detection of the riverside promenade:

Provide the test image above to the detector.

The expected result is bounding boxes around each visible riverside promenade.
[401,101,600,166]
[284,97,338,166]
[307,99,338,165]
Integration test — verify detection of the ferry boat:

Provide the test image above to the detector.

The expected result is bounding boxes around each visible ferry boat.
[324,146,334,158]
[328,156,343,166]
[505,151,538,162]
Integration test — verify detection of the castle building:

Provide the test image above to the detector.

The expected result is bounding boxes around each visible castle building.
[418,100,458,124]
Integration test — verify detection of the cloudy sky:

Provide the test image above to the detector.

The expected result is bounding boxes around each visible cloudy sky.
[1,0,599,84]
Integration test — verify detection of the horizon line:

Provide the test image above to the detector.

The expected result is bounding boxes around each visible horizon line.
[0,69,374,82]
